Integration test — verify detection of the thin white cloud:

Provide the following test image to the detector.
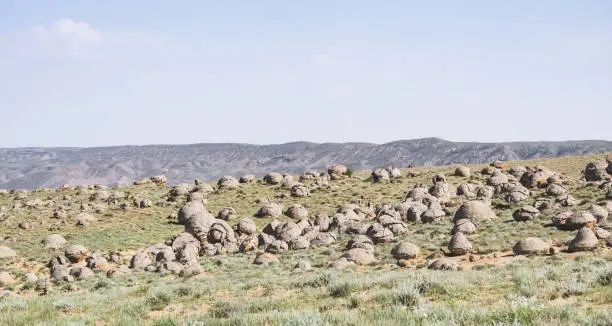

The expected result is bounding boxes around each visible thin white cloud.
[29,18,102,51]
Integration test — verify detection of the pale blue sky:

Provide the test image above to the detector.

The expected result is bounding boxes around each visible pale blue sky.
[0,1,610,147]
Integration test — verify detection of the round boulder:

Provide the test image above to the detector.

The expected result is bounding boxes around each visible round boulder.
[372,168,390,183]
[448,232,471,256]
[391,242,419,260]
[589,204,609,225]
[568,228,599,252]
[285,204,309,219]
[184,211,217,242]
[64,245,89,263]
[328,164,348,180]
[343,248,376,265]
[217,176,239,189]
[256,203,283,218]
[451,219,477,234]
[512,206,540,222]
[554,211,596,231]
[428,258,459,271]
[347,235,375,253]
[291,184,310,197]
[264,173,283,185]
[217,207,236,221]
[453,201,496,226]
[0,271,14,286]
[43,234,67,249]
[178,200,207,225]
[0,246,17,259]
[512,237,551,255]
[253,252,279,265]
[455,166,470,178]
[584,161,608,182]
[239,175,256,183]
[235,218,257,235]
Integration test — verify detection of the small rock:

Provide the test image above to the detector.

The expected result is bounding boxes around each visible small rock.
[253,252,279,265]
[0,246,17,259]
[0,271,14,286]
[294,260,312,271]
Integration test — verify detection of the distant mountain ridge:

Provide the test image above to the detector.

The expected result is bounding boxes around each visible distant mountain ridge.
[1,138,611,190]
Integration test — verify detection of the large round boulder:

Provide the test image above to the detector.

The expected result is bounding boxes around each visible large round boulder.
[421,206,446,224]
[453,201,496,226]
[448,232,471,256]
[391,242,419,260]
[312,213,331,232]
[512,206,540,222]
[310,232,337,247]
[589,204,609,225]
[428,258,459,271]
[285,204,309,219]
[234,218,257,235]
[178,200,207,225]
[347,235,375,253]
[584,161,608,182]
[487,171,509,186]
[508,166,528,180]
[64,245,89,263]
[291,184,310,197]
[275,221,303,243]
[366,223,394,244]
[553,211,596,231]
[239,175,256,183]
[520,167,553,188]
[253,252,279,265]
[43,234,67,249]
[457,183,478,199]
[512,237,551,255]
[371,168,390,183]
[264,173,283,185]
[256,203,283,218]
[216,207,236,221]
[451,219,477,234]
[343,248,376,265]
[217,176,239,189]
[184,211,216,242]
[328,164,348,180]
[568,228,599,252]
[207,220,237,245]
[455,166,470,178]
[170,183,193,197]
[405,202,428,223]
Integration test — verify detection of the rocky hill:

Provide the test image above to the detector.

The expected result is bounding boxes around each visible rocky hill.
[1,138,611,189]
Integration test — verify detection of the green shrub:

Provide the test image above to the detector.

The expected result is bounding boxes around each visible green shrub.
[145,289,173,311]
[154,317,178,326]
[329,282,357,298]
[596,268,612,286]
[392,283,421,308]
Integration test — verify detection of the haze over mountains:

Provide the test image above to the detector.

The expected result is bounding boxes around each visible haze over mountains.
[1,138,611,190]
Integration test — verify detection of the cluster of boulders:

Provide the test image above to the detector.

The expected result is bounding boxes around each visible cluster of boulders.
[8,236,137,293]
[584,159,612,182]
[371,166,401,183]
[0,181,161,233]
[5,158,612,294]
[207,168,337,198]
[134,175,168,186]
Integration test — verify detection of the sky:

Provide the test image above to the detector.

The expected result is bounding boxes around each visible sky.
[0,0,610,147]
